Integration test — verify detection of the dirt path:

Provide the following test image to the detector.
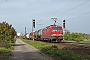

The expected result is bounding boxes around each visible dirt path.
[9,39,52,60]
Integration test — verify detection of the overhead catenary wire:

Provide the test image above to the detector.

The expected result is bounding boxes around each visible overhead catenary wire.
[35,0,90,30]
[68,11,90,20]
[44,0,90,26]
[48,0,75,17]
[41,0,75,26]
[61,5,90,20]
[36,19,42,24]
[36,0,74,23]
[58,0,90,17]
[65,5,89,17]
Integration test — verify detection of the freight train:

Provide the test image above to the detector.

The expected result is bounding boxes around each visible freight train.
[29,24,64,42]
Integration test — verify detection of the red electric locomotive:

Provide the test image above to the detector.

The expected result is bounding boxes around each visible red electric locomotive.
[41,25,63,42]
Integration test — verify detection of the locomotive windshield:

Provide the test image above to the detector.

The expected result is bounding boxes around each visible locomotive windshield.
[52,27,62,31]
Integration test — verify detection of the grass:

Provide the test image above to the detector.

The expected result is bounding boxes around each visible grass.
[80,40,90,44]
[0,47,11,60]
[64,39,90,44]
[0,43,14,60]
[22,39,47,50]
[22,39,90,60]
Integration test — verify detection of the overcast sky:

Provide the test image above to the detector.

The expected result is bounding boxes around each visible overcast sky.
[0,0,90,34]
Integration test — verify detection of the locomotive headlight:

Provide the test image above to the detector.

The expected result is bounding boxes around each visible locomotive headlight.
[58,34,63,36]
[51,34,56,36]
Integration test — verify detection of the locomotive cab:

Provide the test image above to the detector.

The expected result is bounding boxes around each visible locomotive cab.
[51,25,63,42]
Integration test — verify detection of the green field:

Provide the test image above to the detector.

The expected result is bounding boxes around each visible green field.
[22,39,90,60]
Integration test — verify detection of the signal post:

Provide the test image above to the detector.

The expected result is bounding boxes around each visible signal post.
[63,20,65,42]
[32,19,35,41]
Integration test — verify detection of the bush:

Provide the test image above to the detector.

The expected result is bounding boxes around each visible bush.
[64,32,84,42]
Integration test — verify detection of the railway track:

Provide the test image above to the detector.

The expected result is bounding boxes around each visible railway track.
[42,41,87,45]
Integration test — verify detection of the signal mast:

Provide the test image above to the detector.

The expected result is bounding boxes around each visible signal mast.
[51,18,57,25]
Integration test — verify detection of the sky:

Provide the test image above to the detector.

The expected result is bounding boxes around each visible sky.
[0,0,90,34]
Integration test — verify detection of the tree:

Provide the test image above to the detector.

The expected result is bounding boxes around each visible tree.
[0,21,16,48]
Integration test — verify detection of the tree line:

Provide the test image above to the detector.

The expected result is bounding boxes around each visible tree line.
[0,21,17,48]
[64,31,90,42]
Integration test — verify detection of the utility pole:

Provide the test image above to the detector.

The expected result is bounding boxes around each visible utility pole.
[25,27,26,39]
[51,18,57,25]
